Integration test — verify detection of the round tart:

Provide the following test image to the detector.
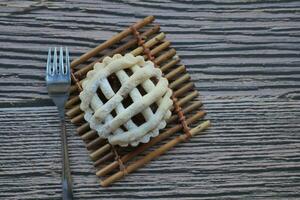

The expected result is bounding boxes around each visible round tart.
[79,53,173,146]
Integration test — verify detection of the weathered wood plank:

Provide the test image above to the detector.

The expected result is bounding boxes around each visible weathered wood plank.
[0,0,299,103]
[0,100,299,199]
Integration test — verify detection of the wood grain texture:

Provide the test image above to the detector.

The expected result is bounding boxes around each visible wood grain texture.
[0,0,299,199]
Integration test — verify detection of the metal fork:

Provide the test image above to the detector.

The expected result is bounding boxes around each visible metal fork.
[46,47,73,200]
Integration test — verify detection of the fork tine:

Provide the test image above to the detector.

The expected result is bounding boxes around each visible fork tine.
[46,48,52,75]
[59,47,64,74]
[65,47,70,77]
[53,47,58,74]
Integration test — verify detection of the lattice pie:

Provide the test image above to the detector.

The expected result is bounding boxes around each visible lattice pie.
[79,54,173,146]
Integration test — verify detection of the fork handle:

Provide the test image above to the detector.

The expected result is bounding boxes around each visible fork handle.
[60,119,73,200]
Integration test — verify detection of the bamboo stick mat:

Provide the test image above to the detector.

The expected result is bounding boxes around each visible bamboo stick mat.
[65,16,211,187]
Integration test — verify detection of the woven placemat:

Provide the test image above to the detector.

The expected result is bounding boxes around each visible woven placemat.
[65,16,210,186]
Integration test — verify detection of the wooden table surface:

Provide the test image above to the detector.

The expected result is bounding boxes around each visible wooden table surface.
[0,0,299,199]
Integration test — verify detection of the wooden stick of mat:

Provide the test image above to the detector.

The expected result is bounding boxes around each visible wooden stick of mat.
[71,16,155,68]
[100,120,211,186]
[74,25,161,78]
[96,111,206,177]
[94,152,115,167]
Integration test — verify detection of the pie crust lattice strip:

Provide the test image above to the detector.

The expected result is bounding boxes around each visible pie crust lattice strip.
[66,16,211,186]
[79,54,173,146]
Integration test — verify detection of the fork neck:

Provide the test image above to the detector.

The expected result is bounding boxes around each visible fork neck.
[55,104,66,120]
[58,108,66,120]
[52,97,67,120]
